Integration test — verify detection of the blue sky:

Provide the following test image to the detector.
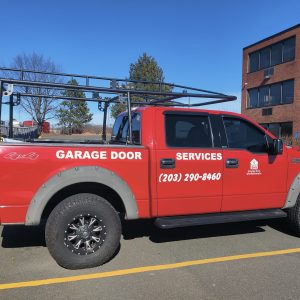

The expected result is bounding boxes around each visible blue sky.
[1,0,300,126]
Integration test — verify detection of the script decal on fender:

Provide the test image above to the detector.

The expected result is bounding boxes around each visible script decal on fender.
[3,152,39,160]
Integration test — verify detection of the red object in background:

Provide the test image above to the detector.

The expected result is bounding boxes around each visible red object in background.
[42,122,50,133]
[23,120,50,133]
[23,120,35,127]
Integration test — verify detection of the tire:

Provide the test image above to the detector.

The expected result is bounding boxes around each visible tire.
[287,194,300,236]
[45,193,121,269]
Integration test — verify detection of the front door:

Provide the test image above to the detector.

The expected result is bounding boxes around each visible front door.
[221,116,288,212]
[156,112,223,216]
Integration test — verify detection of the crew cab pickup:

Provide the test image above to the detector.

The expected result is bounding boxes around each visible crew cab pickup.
[1,106,300,269]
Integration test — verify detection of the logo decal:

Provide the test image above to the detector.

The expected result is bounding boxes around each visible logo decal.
[250,159,258,170]
[247,158,261,176]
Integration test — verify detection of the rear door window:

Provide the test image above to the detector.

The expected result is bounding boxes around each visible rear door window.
[165,114,212,148]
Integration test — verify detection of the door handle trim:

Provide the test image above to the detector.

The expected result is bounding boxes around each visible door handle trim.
[160,158,176,169]
[226,158,239,168]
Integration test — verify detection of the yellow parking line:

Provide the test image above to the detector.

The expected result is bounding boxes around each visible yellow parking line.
[1,247,300,290]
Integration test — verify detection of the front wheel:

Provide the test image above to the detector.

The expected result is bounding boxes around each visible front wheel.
[287,194,300,236]
[45,193,121,269]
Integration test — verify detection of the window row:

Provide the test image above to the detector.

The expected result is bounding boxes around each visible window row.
[112,113,273,153]
[260,122,292,138]
[247,80,294,108]
[248,36,296,73]
[165,114,269,153]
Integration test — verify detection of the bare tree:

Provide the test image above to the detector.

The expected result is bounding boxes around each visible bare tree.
[5,53,62,134]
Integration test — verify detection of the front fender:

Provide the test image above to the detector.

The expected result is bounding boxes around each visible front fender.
[283,172,300,209]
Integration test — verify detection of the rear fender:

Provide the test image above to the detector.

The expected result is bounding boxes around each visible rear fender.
[25,166,138,225]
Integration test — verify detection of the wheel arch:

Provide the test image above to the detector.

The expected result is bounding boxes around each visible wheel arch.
[283,172,300,209]
[25,166,139,225]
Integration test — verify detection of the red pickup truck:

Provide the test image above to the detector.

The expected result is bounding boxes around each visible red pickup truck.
[1,106,300,269]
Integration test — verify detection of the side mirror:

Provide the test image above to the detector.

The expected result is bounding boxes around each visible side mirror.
[270,139,283,155]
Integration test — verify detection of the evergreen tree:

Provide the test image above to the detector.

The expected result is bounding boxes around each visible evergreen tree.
[56,79,93,134]
[111,53,171,119]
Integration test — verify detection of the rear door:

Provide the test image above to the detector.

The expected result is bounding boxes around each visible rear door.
[155,111,223,217]
[221,115,288,211]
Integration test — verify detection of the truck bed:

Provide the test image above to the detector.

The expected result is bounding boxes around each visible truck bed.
[0,143,151,224]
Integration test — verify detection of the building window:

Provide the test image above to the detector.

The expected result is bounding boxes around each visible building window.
[283,37,296,62]
[269,83,281,105]
[249,52,260,72]
[268,123,281,137]
[271,43,282,65]
[281,122,293,137]
[259,85,270,107]
[248,36,295,72]
[248,89,259,108]
[282,80,294,103]
[247,79,294,108]
[260,47,271,69]
[260,122,293,139]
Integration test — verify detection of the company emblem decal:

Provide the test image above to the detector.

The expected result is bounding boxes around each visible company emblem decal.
[250,158,258,170]
[247,159,261,176]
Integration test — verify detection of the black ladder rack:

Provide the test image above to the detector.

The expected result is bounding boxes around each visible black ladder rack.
[0,67,236,142]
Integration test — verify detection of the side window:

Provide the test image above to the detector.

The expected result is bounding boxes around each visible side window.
[132,113,141,144]
[111,115,126,142]
[223,117,268,153]
[121,118,129,141]
[111,113,141,144]
[165,114,212,148]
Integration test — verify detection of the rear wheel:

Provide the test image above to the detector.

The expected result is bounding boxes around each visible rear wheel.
[45,193,121,269]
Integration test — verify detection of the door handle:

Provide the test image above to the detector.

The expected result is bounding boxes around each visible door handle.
[226,158,239,168]
[160,158,176,169]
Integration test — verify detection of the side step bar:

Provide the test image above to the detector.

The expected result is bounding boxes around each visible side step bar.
[155,209,287,229]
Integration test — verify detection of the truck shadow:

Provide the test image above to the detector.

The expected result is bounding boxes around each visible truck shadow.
[123,219,298,243]
[1,224,46,248]
[266,218,300,238]
[1,218,295,248]
[122,219,292,243]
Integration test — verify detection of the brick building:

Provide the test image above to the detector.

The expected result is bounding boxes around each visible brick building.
[242,24,300,143]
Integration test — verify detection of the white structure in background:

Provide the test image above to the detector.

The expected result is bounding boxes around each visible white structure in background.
[12,119,20,127]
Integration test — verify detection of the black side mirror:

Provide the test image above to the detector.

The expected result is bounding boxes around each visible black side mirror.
[270,139,283,155]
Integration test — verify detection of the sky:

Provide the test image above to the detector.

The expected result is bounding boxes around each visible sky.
[1,0,300,126]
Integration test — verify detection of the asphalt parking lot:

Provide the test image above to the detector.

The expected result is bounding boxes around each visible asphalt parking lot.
[1,218,300,299]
